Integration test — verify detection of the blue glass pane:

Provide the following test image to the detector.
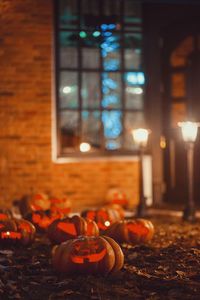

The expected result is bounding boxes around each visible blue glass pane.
[101,33,121,71]
[60,111,79,148]
[102,110,122,150]
[59,0,78,29]
[59,72,78,108]
[125,72,145,85]
[82,73,100,109]
[82,110,101,148]
[102,72,121,109]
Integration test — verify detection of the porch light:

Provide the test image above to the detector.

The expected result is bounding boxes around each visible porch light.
[178,121,200,221]
[131,128,150,217]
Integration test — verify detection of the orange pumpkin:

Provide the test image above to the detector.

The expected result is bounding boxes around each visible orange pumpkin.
[0,209,12,221]
[19,193,51,216]
[105,188,129,208]
[28,210,59,231]
[104,219,154,244]
[81,207,123,231]
[48,215,99,244]
[0,218,36,246]
[52,235,124,275]
[50,197,71,216]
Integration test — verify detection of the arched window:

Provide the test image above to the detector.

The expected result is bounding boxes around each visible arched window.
[55,0,145,158]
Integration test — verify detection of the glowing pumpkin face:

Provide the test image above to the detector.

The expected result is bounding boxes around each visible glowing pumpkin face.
[81,207,123,231]
[48,215,99,244]
[104,219,155,244]
[30,211,58,231]
[70,239,106,263]
[0,218,35,245]
[106,188,129,208]
[50,197,71,216]
[52,235,124,275]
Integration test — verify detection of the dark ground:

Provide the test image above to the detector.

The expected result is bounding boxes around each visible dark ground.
[1,215,200,300]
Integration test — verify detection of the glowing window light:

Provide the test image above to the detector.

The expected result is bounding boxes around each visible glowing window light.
[101,24,108,31]
[126,87,143,94]
[62,86,72,94]
[79,31,87,38]
[132,128,150,147]
[126,72,145,85]
[93,31,100,37]
[102,111,122,138]
[80,143,91,152]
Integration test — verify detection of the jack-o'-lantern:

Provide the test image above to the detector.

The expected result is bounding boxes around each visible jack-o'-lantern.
[50,197,71,216]
[81,207,123,231]
[104,219,154,244]
[105,188,129,208]
[48,215,99,244]
[19,193,51,217]
[27,210,59,231]
[0,209,12,221]
[52,235,124,275]
[0,218,35,246]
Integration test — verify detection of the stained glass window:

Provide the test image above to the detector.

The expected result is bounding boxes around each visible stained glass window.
[55,0,145,157]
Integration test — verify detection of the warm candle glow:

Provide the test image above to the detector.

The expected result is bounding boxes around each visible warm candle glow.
[178,121,200,143]
[131,128,149,147]
[80,142,91,152]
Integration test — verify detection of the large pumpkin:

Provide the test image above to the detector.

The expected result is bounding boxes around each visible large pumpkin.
[104,219,154,244]
[0,209,12,221]
[81,207,123,231]
[52,235,124,275]
[0,218,36,246]
[48,215,99,244]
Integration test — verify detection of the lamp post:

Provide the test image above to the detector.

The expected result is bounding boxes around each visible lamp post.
[132,128,150,217]
[178,121,200,221]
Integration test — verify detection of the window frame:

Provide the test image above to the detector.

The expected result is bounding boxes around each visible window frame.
[54,0,146,159]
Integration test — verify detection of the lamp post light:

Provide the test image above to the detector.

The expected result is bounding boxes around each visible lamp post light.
[132,128,150,217]
[178,121,200,221]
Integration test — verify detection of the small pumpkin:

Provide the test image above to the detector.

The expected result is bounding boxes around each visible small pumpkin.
[0,218,36,246]
[52,235,124,275]
[104,219,154,244]
[81,207,123,231]
[0,209,12,221]
[48,215,99,244]
[28,210,59,231]
[19,193,51,217]
[50,197,71,216]
[106,188,129,208]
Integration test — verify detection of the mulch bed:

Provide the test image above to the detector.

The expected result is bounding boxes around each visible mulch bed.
[1,215,200,299]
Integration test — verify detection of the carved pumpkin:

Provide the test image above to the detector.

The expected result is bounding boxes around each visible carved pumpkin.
[50,197,71,216]
[52,235,124,275]
[19,193,51,217]
[0,209,12,221]
[48,215,99,244]
[81,207,123,231]
[104,219,154,244]
[106,188,129,208]
[0,218,35,246]
[28,210,59,231]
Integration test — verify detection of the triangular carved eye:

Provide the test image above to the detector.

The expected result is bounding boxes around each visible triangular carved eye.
[57,222,77,235]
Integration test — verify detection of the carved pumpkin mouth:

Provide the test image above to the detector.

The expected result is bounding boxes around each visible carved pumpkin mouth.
[57,222,77,236]
[71,248,107,263]
[127,223,149,236]
[1,231,22,239]
[18,222,32,233]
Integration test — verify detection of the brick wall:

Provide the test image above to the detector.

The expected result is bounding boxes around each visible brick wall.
[0,0,139,210]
